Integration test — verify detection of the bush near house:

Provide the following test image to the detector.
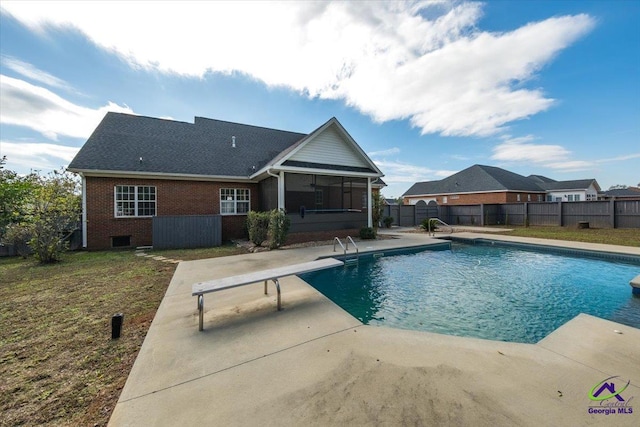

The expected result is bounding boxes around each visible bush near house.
[420,218,439,232]
[246,209,291,249]
[359,227,376,239]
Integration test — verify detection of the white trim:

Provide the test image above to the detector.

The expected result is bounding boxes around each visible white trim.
[219,188,251,215]
[254,165,380,179]
[278,171,285,211]
[68,169,256,182]
[81,174,87,248]
[114,185,157,218]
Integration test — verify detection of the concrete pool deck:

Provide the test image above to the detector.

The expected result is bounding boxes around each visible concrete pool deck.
[108,231,640,426]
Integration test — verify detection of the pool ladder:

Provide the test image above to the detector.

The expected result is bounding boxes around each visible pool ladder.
[427,218,453,236]
[333,236,359,265]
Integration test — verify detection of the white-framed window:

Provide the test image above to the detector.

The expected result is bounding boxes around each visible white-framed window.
[527,194,531,202]
[517,194,521,202]
[538,195,543,202]
[220,188,250,215]
[568,195,574,202]
[575,195,581,201]
[442,196,448,204]
[115,185,156,217]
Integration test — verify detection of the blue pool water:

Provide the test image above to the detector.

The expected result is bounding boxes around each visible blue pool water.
[300,243,640,343]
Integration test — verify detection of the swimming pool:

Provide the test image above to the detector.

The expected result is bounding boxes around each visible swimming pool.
[300,242,640,343]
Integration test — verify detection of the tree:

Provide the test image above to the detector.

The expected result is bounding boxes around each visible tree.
[0,161,38,240]
[28,169,81,263]
[372,191,385,229]
[608,184,628,190]
[1,167,81,263]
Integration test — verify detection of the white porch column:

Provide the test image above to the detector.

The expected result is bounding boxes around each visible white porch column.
[278,171,285,211]
[367,177,373,227]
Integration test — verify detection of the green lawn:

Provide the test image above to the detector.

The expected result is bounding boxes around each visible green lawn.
[493,226,640,247]
[0,245,245,427]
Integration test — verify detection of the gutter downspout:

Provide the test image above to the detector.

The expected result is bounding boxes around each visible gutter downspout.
[267,169,285,211]
[81,173,87,248]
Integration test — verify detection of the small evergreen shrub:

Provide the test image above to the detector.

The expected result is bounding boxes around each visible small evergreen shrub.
[246,211,269,246]
[359,227,376,240]
[420,218,438,232]
[383,216,393,228]
[268,209,290,249]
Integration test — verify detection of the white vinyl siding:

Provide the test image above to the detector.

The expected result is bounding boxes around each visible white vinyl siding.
[289,126,368,168]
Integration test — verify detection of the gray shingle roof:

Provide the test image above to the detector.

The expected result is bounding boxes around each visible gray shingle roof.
[402,165,545,196]
[68,113,307,177]
[536,179,599,191]
[602,188,640,197]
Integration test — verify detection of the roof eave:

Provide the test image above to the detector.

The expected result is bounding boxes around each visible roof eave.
[404,189,546,197]
[68,168,257,182]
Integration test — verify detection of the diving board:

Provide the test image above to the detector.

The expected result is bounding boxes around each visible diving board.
[192,258,344,331]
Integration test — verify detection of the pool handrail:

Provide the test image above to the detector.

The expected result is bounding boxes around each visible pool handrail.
[334,236,359,263]
[346,236,359,262]
[428,218,453,236]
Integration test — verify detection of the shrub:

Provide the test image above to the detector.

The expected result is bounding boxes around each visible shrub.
[268,209,290,249]
[246,211,270,246]
[420,218,439,232]
[2,223,31,258]
[383,216,393,228]
[28,170,81,263]
[359,227,376,240]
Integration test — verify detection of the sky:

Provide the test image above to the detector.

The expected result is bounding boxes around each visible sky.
[0,1,639,199]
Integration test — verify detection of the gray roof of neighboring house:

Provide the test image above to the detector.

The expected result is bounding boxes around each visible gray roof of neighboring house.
[527,174,556,184]
[537,179,599,192]
[402,165,545,196]
[602,188,640,197]
[68,112,308,177]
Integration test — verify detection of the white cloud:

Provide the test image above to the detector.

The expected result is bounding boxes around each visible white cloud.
[491,134,571,163]
[0,74,134,140]
[368,147,400,157]
[0,140,79,171]
[1,1,595,137]
[372,158,456,197]
[546,160,594,172]
[491,135,640,174]
[1,54,74,91]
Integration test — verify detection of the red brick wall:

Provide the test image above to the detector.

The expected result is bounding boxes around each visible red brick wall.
[84,177,257,250]
[405,191,545,206]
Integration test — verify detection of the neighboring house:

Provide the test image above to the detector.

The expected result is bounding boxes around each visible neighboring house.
[68,113,384,250]
[384,198,398,206]
[402,164,600,206]
[536,179,600,202]
[600,187,640,200]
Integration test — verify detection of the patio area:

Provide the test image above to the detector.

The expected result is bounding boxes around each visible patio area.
[108,231,640,426]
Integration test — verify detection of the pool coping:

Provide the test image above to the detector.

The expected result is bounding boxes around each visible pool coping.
[108,232,640,426]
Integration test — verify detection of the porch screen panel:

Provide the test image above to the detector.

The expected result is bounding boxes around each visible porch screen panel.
[285,174,368,213]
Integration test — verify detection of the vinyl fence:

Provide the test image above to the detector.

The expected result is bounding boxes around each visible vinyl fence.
[383,200,640,229]
[152,215,222,249]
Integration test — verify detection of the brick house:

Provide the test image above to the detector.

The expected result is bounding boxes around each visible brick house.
[68,113,384,250]
[402,164,599,206]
